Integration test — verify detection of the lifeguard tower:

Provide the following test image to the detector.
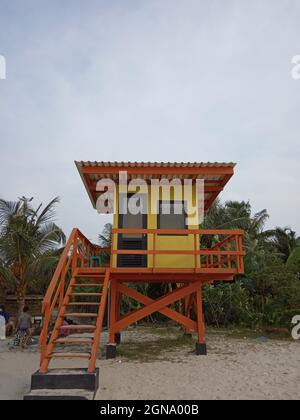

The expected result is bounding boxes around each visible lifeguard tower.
[38,161,245,375]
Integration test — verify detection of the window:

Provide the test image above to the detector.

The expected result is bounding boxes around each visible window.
[119,193,147,239]
[157,201,187,232]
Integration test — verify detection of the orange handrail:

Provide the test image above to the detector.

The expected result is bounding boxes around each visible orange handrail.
[111,228,245,273]
[39,228,109,363]
[112,228,244,235]
[88,269,110,373]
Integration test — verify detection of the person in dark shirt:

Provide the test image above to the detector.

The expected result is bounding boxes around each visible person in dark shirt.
[17,306,32,349]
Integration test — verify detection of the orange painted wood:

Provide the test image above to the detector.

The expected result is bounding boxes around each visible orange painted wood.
[62,313,98,318]
[49,353,91,359]
[71,284,102,288]
[113,228,244,235]
[111,249,244,256]
[39,226,244,373]
[40,275,77,373]
[88,269,110,373]
[81,165,234,176]
[116,283,198,333]
[59,324,96,330]
[196,286,205,344]
[153,232,156,269]
[71,293,102,297]
[54,338,93,345]
[67,302,100,306]
[109,279,117,343]
[112,282,202,333]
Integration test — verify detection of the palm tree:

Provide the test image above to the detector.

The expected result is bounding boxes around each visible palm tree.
[0,197,65,314]
[99,223,112,248]
[203,200,273,271]
[98,223,112,264]
[264,227,300,262]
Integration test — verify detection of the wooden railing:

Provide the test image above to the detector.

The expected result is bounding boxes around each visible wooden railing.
[111,228,245,273]
[39,228,108,362]
[39,227,244,363]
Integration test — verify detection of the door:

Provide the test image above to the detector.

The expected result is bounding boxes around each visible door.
[117,194,148,268]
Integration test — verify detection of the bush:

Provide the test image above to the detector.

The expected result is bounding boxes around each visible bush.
[243,265,300,328]
[203,282,253,327]
[202,265,300,329]
[286,247,300,269]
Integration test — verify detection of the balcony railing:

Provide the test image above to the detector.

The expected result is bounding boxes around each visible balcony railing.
[111,228,245,274]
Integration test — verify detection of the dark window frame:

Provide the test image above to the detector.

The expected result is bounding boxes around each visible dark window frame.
[157,200,188,236]
[117,193,148,268]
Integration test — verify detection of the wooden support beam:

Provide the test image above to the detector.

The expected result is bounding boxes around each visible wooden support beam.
[111,282,201,333]
[115,283,198,332]
[80,166,234,176]
[196,286,205,344]
[109,279,117,343]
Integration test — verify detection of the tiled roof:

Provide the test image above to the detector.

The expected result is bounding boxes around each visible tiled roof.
[75,161,236,210]
[76,161,236,168]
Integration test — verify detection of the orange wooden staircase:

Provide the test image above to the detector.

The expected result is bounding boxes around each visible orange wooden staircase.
[39,227,245,373]
[39,229,110,374]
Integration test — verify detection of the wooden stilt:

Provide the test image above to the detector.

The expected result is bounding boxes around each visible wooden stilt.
[196,285,205,344]
[195,284,207,355]
[109,279,117,344]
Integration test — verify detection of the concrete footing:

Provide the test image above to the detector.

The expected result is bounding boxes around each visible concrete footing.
[24,368,99,400]
[106,343,117,359]
[195,343,207,355]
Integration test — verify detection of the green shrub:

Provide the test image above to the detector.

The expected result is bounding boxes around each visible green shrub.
[203,282,253,327]
[287,247,300,268]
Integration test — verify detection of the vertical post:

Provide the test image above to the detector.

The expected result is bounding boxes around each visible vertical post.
[115,289,121,322]
[217,247,221,269]
[194,233,198,270]
[235,235,240,271]
[59,258,68,309]
[195,283,207,355]
[110,232,114,270]
[238,235,244,273]
[81,237,85,268]
[114,287,122,344]
[88,269,111,372]
[106,278,117,359]
[40,303,50,365]
[59,272,64,308]
[87,241,91,268]
[227,240,231,269]
[72,232,78,274]
[109,279,117,344]
[153,232,156,269]
[183,293,192,335]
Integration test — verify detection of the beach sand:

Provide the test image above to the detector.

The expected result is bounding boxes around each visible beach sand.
[0,326,299,400]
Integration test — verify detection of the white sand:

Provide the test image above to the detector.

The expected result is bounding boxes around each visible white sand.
[0,327,299,400]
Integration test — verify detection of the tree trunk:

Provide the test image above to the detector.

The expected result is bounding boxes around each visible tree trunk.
[16,285,27,318]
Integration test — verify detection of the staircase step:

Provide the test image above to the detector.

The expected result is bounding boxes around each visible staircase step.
[71,293,102,297]
[24,388,95,400]
[59,325,96,331]
[62,313,98,318]
[72,284,102,288]
[54,338,93,345]
[67,302,100,306]
[48,352,91,359]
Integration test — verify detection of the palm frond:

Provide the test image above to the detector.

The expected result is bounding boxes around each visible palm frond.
[35,197,60,226]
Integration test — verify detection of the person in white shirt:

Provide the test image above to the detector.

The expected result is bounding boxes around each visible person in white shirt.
[0,311,5,340]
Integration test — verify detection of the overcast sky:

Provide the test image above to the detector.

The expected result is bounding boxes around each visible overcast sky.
[0,0,299,242]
